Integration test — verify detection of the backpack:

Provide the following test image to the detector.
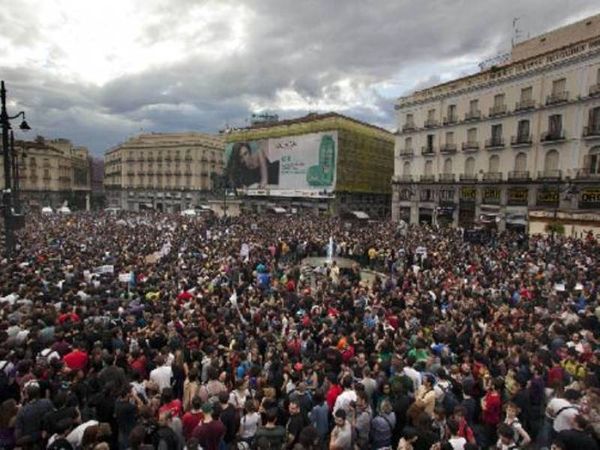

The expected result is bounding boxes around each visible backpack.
[440,385,459,416]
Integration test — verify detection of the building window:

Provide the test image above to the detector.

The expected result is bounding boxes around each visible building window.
[443,158,452,174]
[445,131,454,144]
[517,120,530,139]
[544,149,559,171]
[552,78,566,94]
[447,104,457,121]
[585,146,600,174]
[420,189,434,202]
[467,128,477,143]
[469,99,478,113]
[402,161,411,175]
[488,154,500,173]
[491,124,503,141]
[515,152,527,171]
[406,113,414,127]
[424,160,433,175]
[427,109,435,121]
[549,114,562,135]
[426,134,434,151]
[405,137,412,149]
[493,93,505,107]
[588,107,600,132]
[464,157,475,175]
[520,87,533,101]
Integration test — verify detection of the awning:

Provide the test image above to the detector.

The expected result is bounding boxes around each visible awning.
[351,211,370,219]
[199,205,212,210]
[272,207,287,214]
[506,213,528,225]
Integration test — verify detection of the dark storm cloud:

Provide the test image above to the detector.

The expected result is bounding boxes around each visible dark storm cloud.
[1,0,599,154]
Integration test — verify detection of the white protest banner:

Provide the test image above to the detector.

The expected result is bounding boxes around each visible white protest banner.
[118,273,131,283]
[240,243,250,258]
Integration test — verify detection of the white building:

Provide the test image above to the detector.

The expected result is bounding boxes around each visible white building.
[392,14,600,236]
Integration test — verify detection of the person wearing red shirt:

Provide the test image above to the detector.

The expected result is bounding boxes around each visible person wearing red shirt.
[182,396,205,440]
[326,375,343,411]
[158,388,183,418]
[481,378,503,445]
[62,342,88,371]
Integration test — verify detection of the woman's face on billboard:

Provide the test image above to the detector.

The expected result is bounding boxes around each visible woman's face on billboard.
[240,144,258,169]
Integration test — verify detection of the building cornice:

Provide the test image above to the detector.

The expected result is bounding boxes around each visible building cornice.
[396,36,600,110]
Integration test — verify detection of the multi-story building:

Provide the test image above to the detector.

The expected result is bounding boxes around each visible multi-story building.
[0,137,91,210]
[104,132,224,212]
[224,112,394,218]
[392,14,600,236]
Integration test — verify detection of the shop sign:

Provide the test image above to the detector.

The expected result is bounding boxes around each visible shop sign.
[507,187,528,206]
[579,188,600,209]
[482,187,501,204]
[536,188,559,206]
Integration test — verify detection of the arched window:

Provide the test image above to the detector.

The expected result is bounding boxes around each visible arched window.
[443,158,453,174]
[464,157,475,175]
[402,161,411,175]
[544,149,559,172]
[488,154,500,173]
[515,152,527,172]
[424,160,433,175]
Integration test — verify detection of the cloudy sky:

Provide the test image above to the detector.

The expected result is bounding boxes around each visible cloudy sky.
[1,0,599,155]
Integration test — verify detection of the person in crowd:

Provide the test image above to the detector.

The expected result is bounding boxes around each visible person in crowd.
[0,211,597,450]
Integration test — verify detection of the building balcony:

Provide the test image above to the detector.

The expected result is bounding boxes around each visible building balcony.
[399,148,414,158]
[439,173,455,182]
[538,169,562,180]
[482,172,503,182]
[440,143,457,154]
[392,174,414,183]
[511,135,533,147]
[420,174,436,182]
[43,176,51,181]
[424,118,439,128]
[402,123,417,132]
[489,104,508,117]
[421,146,436,156]
[125,158,135,163]
[546,91,569,105]
[126,171,134,176]
[464,110,481,121]
[515,99,536,111]
[485,137,505,149]
[462,142,480,152]
[508,170,531,181]
[460,173,478,182]
[443,115,458,126]
[583,126,600,139]
[185,156,193,162]
[589,84,600,97]
[184,172,192,177]
[137,158,145,162]
[576,168,600,179]
[147,157,154,162]
[541,130,566,143]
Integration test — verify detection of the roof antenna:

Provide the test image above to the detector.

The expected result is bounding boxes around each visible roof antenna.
[512,17,524,47]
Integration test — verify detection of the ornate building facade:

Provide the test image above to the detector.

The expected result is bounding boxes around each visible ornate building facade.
[392,14,600,235]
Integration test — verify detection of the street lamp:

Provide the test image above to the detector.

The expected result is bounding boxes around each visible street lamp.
[1,80,31,257]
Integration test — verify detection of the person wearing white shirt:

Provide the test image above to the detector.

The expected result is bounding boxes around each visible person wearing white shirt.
[333,376,357,415]
[403,364,422,393]
[546,390,580,433]
[150,356,173,392]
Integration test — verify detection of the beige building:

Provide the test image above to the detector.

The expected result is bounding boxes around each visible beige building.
[0,137,91,210]
[392,14,600,236]
[104,132,225,212]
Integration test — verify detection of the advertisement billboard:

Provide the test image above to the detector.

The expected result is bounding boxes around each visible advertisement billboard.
[224,131,337,196]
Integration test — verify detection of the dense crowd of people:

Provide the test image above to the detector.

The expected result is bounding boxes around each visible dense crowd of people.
[0,211,598,450]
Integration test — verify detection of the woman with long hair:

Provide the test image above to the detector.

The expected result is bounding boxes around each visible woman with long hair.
[225,142,279,188]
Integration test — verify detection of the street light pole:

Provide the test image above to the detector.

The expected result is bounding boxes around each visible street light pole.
[1,81,31,257]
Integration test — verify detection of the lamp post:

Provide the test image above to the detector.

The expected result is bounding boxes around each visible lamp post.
[1,80,31,257]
